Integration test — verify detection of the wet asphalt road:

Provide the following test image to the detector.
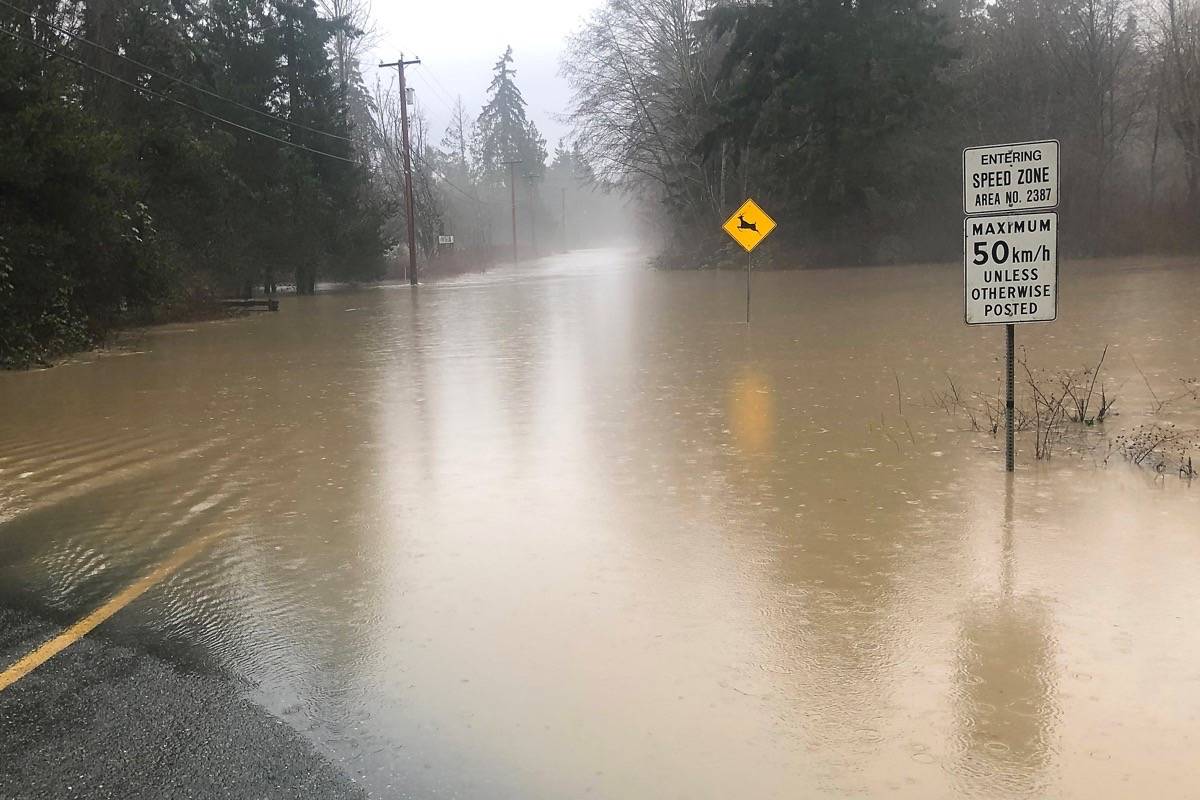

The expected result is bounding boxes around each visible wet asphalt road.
[0,608,366,800]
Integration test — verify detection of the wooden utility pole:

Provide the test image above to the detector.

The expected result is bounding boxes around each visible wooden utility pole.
[527,173,538,255]
[502,159,523,265]
[380,55,421,285]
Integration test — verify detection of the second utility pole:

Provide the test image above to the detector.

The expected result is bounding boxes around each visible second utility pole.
[381,54,421,286]
[502,159,523,266]
[527,173,538,255]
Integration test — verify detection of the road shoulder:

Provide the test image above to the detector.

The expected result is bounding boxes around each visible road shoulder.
[0,607,366,800]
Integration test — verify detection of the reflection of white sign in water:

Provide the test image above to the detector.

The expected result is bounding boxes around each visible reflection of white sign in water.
[964,212,1057,325]
[963,140,1059,214]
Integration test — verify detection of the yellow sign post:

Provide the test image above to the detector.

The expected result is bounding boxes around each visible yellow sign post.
[722,198,777,323]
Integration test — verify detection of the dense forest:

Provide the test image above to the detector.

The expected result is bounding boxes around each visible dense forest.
[564,0,1200,266]
[0,0,610,367]
[0,0,387,366]
[3,0,1199,367]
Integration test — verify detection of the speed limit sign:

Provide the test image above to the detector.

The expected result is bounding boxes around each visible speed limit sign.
[961,140,1062,472]
[963,211,1057,325]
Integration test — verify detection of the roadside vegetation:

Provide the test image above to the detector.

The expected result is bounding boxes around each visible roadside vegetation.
[0,0,619,368]
[0,0,385,367]
[564,0,1200,267]
[932,350,1200,479]
[5,0,1200,367]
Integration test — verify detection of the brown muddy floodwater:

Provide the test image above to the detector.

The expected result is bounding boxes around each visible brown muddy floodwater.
[2,250,1200,798]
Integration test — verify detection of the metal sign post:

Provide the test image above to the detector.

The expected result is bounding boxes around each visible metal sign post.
[1006,322,1015,471]
[721,198,777,324]
[962,140,1060,472]
[746,252,751,324]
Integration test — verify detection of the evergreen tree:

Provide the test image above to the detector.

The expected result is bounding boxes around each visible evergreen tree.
[0,0,384,366]
[702,0,953,259]
[472,46,547,183]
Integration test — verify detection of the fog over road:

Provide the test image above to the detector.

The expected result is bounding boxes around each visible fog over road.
[2,249,1200,799]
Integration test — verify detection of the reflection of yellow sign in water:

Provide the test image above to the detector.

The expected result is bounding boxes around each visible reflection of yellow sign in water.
[729,368,774,453]
[722,198,777,252]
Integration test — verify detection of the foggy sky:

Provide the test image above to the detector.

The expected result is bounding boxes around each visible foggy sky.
[367,0,603,153]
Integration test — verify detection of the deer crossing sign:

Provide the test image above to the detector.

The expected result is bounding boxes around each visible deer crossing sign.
[722,198,777,252]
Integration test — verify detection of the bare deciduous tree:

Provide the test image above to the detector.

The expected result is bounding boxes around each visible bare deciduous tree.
[1153,0,1200,219]
[317,0,376,95]
[563,0,724,222]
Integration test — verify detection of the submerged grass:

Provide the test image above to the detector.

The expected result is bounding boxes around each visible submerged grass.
[932,348,1200,479]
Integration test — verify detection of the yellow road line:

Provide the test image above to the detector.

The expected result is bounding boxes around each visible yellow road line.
[0,531,220,693]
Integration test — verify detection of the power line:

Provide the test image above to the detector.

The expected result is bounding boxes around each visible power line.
[372,124,486,206]
[371,37,457,110]
[6,18,504,249]
[419,65,462,114]
[412,151,486,207]
[0,0,353,143]
[411,69,456,116]
[6,18,492,213]
[410,71,452,117]
[0,25,365,165]
[371,65,484,207]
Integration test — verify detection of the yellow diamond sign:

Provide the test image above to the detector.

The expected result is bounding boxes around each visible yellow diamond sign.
[722,198,777,252]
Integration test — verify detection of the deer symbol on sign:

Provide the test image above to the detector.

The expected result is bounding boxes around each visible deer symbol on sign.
[737,214,758,233]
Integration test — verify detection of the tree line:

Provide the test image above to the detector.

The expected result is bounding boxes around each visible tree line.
[0,0,388,367]
[564,0,1200,266]
[7,0,1194,366]
[0,0,621,367]
[378,46,628,276]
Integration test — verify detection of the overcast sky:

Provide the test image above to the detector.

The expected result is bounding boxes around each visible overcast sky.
[365,0,604,153]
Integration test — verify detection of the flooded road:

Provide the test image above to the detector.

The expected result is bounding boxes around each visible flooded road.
[2,249,1199,798]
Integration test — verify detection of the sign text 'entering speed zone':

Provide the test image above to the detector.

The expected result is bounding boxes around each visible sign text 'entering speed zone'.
[963,140,1059,214]
[964,212,1057,324]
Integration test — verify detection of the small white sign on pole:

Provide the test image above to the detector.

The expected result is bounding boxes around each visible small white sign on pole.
[964,212,1058,324]
[963,139,1059,215]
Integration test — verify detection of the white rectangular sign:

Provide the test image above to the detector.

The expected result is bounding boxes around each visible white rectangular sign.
[438,235,454,245]
[963,140,1059,215]
[965,212,1057,325]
